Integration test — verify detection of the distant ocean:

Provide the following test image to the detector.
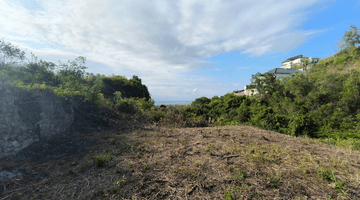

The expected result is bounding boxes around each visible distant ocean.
[154,101,193,107]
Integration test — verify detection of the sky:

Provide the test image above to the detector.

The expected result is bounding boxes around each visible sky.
[0,0,359,102]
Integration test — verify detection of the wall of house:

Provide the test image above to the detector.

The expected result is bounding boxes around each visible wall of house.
[0,84,75,159]
[281,57,320,69]
[275,73,294,80]
[281,58,303,68]
[244,88,257,96]
[233,90,245,96]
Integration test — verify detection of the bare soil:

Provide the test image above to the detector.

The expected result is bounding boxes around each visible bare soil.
[1,108,360,199]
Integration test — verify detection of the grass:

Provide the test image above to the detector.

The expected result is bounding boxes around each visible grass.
[1,104,360,199]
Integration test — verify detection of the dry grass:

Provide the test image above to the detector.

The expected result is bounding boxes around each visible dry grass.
[1,111,360,200]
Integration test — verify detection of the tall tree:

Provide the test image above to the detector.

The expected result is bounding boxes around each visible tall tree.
[337,25,360,50]
[251,72,277,97]
[0,38,27,69]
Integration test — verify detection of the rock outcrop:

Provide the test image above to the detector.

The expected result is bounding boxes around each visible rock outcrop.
[0,84,75,159]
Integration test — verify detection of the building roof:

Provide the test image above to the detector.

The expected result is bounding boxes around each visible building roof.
[265,68,303,74]
[282,54,308,63]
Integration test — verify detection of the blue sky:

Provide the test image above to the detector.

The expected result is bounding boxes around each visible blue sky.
[0,0,359,102]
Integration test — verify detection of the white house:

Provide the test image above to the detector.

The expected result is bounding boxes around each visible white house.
[233,90,245,96]
[235,54,318,97]
[233,85,257,96]
[238,68,302,97]
[280,54,320,71]
[243,85,258,96]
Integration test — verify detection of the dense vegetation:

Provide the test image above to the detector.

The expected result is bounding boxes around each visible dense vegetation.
[1,24,360,142]
[176,46,360,141]
[0,41,154,115]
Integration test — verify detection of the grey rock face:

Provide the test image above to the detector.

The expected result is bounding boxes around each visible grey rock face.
[0,83,115,184]
[0,84,74,159]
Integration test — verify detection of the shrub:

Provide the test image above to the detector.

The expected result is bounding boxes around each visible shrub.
[151,111,166,122]
[288,113,319,138]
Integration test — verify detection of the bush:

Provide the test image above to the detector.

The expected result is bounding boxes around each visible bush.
[334,55,351,65]
[288,113,319,138]
[150,111,166,122]
[134,98,155,113]
[352,47,360,56]
[191,97,211,108]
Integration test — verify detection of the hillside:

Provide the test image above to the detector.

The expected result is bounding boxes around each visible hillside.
[1,40,360,199]
[1,109,360,199]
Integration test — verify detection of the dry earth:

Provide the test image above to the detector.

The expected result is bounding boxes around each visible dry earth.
[1,113,360,200]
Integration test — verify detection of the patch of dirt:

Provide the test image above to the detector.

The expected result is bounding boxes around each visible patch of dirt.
[1,104,360,199]
[0,96,137,192]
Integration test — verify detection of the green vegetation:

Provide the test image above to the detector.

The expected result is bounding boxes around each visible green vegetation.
[337,24,360,50]
[2,25,360,199]
[158,45,360,143]
[0,38,154,116]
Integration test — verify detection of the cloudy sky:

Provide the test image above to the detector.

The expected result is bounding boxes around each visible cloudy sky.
[0,0,359,102]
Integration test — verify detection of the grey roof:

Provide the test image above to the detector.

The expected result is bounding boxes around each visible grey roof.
[282,54,308,63]
[265,68,302,74]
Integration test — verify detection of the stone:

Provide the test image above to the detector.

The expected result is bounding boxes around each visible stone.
[0,84,75,159]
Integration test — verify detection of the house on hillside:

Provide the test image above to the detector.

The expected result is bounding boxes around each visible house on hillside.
[237,68,302,97]
[244,85,257,96]
[233,90,245,96]
[235,55,318,97]
[233,85,257,96]
[264,68,303,80]
[281,54,320,71]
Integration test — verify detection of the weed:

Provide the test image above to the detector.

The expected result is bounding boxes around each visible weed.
[144,164,150,170]
[109,138,115,145]
[224,187,240,200]
[316,167,336,182]
[335,181,348,194]
[231,166,245,181]
[267,176,281,189]
[68,168,77,175]
[208,151,214,156]
[180,139,187,145]
[173,170,178,175]
[92,154,113,168]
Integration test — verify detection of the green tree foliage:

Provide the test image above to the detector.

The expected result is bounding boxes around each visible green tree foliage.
[0,39,153,114]
[101,75,151,101]
[337,25,360,50]
[178,38,360,140]
[251,72,285,99]
[191,96,211,108]
[340,69,360,113]
[0,38,26,68]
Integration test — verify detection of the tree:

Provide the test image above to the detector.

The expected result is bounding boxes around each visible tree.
[337,25,360,50]
[0,38,27,69]
[251,72,277,97]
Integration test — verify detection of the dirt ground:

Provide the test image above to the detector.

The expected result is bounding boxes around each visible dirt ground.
[1,108,360,199]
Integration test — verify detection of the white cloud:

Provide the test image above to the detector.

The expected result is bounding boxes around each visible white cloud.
[0,0,331,100]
